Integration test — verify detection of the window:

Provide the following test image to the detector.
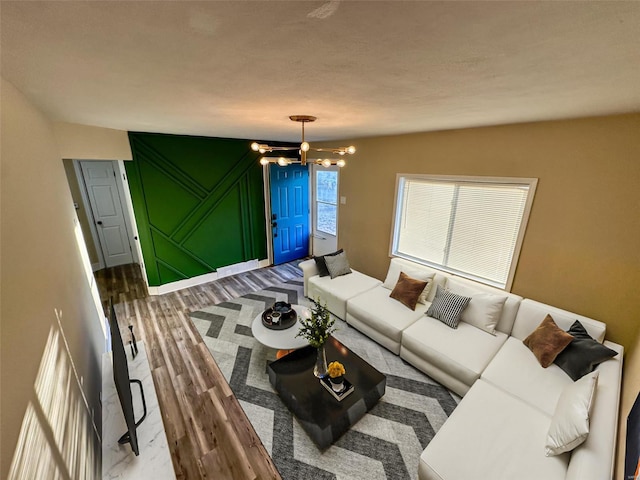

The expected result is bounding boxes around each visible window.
[391,175,537,290]
[316,170,338,236]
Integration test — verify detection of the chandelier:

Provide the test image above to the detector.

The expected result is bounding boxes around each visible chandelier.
[251,115,356,168]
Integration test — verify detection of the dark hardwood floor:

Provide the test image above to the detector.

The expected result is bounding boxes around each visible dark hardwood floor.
[96,261,303,479]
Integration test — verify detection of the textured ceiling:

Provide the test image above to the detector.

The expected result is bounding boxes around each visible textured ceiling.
[1,1,639,142]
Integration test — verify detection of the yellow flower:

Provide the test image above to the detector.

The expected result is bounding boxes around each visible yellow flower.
[327,361,345,378]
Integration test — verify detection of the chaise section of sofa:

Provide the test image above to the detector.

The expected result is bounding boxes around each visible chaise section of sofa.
[419,299,623,480]
[299,258,381,320]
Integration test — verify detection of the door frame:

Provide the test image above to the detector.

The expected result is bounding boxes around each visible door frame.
[73,159,141,271]
[310,164,339,256]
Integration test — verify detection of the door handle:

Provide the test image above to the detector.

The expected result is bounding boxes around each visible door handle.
[272,222,277,228]
[97,221,103,226]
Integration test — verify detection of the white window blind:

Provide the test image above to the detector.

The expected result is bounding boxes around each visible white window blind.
[392,175,537,289]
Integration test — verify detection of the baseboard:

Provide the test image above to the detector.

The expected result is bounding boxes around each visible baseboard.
[147,259,269,296]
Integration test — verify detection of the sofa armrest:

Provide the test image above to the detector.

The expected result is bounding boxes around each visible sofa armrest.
[299,259,319,297]
[565,340,623,480]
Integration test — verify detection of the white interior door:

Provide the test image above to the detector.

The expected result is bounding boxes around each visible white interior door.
[80,161,134,268]
[311,165,339,256]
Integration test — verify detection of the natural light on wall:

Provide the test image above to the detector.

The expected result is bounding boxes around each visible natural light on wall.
[391,175,537,290]
[8,322,99,479]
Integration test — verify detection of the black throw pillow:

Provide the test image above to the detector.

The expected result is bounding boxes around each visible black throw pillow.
[554,320,618,381]
[313,249,344,277]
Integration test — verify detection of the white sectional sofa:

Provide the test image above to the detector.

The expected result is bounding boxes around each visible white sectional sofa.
[299,256,623,480]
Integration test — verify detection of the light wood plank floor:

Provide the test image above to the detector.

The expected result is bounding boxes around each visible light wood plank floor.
[96,262,303,479]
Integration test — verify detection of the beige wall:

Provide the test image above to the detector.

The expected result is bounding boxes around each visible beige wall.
[1,79,104,478]
[332,113,640,478]
[52,121,133,161]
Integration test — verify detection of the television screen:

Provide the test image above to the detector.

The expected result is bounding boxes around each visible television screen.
[109,304,140,456]
[627,391,640,480]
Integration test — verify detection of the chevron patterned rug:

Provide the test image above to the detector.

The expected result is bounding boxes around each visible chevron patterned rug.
[189,279,459,480]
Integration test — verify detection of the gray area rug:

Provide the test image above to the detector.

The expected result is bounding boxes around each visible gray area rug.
[189,279,459,480]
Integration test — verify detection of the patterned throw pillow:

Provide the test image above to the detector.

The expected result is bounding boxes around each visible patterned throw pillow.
[324,251,352,279]
[390,272,429,310]
[426,285,472,328]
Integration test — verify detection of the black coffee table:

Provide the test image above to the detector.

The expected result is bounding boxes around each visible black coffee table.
[267,336,386,449]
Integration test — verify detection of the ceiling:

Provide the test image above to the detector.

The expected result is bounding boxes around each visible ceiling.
[2,1,639,143]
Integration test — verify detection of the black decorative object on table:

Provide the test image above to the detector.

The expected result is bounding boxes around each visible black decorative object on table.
[261,301,298,330]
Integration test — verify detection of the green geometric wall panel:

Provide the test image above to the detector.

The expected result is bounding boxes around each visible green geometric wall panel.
[126,132,268,287]
[182,187,245,267]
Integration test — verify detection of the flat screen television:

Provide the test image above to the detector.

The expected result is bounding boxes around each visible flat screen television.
[627,390,640,480]
[109,302,146,456]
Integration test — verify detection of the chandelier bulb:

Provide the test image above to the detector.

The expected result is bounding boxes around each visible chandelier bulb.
[277,157,289,167]
[301,141,310,152]
[259,157,270,166]
[336,159,346,168]
[251,142,260,151]
[321,159,332,168]
[259,148,266,154]
[347,146,356,155]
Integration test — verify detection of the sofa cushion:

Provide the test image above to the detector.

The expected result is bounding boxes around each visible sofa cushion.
[426,285,471,328]
[512,299,606,343]
[390,271,429,310]
[347,285,427,346]
[545,371,599,456]
[554,321,619,381]
[401,317,508,388]
[308,269,381,320]
[324,250,352,279]
[313,249,343,277]
[447,278,508,335]
[481,337,574,415]
[523,314,574,368]
[419,380,569,480]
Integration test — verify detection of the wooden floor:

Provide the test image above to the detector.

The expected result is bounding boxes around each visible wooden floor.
[96,262,303,479]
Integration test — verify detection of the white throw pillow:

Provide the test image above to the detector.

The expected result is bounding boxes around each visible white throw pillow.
[447,279,508,335]
[545,370,599,456]
[383,265,435,304]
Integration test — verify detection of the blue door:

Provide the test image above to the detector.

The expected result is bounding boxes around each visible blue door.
[270,164,310,265]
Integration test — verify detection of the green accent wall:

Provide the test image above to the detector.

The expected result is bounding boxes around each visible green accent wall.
[126,132,268,286]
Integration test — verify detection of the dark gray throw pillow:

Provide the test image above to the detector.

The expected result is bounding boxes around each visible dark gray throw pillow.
[324,251,352,279]
[553,320,618,381]
[426,285,471,329]
[313,249,343,277]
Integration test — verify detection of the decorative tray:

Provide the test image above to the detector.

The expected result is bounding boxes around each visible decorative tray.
[261,302,298,330]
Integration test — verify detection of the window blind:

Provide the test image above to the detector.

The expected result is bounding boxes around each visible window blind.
[392,176,536,289]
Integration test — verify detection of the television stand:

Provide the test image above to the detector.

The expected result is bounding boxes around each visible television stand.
[102,341,176,479]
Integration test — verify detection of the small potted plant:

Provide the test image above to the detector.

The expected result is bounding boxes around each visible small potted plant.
[327,361,346,391]
[296,299,336,377]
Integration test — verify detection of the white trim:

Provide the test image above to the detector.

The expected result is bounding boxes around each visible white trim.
[91,262,102,272]
[258,259,271,268]
[263,165,274,265]
[115,160,149,286]
[73,159,106,270]
[147,259,268,295]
